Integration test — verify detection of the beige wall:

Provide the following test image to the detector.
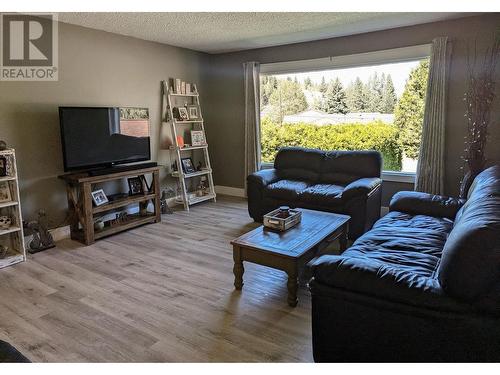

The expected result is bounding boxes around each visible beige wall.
[204,14,500,203]
[0,20,209,225]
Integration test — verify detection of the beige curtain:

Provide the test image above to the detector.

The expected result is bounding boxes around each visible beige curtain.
[243,62,261,189]
[415,37,450,195]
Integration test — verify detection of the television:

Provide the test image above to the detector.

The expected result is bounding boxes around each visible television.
[59,106,151,172]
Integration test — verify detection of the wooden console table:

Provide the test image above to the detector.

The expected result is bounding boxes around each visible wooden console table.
[59,166,161,245]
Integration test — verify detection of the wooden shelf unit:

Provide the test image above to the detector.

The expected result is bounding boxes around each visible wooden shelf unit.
[0,149,26,269]
[161,80,216,210]
[59,166,161,245]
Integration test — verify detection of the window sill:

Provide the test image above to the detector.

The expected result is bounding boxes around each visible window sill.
[381,171,415,183]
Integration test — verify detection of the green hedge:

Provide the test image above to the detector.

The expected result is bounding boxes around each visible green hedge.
[261,118,403,171]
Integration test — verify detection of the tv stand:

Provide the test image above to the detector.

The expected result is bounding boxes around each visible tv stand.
[87,162,158,176]
[59,165,161,245]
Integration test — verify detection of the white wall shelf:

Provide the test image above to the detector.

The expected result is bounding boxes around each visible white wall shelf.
[0,149,26,269]
[161,80,216,211]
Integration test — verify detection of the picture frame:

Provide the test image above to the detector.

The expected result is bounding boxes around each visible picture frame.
[187,105,199,120]
[0,182,11,203]
[91,189,109,206]
[191,130,206,146]
[175,107,189,121]
[128,176,144,195]
[181,157,196,174]
[0,156,7,177]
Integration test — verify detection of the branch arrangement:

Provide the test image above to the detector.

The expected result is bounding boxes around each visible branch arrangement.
[462,35,500,183]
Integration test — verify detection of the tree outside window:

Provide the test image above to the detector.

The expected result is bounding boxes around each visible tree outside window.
[260,58,430,173]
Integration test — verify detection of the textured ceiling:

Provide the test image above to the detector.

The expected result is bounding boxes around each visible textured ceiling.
[58,12,468,54]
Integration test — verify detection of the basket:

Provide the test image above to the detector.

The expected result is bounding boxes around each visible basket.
[263,208,302,232]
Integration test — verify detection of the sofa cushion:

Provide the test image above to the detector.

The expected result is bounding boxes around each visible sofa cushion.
[390,191,465,220]
[0,340,30,362]
[274,147,324,182]
[264,179,310,201]
[311,211,466,311]
[320,150,382,184]
[438,166,500,303]
[358,210,454,257]
[299,183,344,206]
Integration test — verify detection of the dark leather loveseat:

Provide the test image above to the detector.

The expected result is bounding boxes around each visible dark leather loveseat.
[247,147,382,239]
[309,165,500,362]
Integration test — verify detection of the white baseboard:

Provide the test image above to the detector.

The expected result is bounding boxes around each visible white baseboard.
[50,225,71,241]
[215,185,246,198]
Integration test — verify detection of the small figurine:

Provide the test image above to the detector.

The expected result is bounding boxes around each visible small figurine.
[27,209,55,253]
[0,140,7,151]
[196,161,203,171]
[0,245,8,259]
[160,190,173,214]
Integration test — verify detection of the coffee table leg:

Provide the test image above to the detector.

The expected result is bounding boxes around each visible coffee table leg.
[287,270,299,307]
[233,246,244,290]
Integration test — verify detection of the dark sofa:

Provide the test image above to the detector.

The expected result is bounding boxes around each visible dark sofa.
[309,165,500,362]
[247,147,382,239]
[0,340,30,362]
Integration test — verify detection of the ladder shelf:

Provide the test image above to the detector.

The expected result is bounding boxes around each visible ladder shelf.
[161,80,216,211]
[0,149,26,269]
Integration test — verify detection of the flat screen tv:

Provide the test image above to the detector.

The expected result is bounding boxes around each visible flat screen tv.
[59,106,151,171]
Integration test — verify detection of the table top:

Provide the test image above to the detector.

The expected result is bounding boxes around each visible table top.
[231,209,350,259]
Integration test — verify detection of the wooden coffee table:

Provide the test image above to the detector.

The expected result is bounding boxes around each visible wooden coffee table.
[231,209,350,307]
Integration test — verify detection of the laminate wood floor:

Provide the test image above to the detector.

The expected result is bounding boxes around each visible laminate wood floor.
[0,196,313,362]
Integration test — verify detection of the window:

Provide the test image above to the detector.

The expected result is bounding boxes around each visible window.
[259,45,431,176]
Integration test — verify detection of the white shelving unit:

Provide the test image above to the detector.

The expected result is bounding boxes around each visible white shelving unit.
[161,80,216,210]
[0,149,26,269]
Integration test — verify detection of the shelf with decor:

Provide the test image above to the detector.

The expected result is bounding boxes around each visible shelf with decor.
[0,200,18,209]
[169,93,199,97]
[161,79,216,211]
[171,168,212,179]
[0,149,26,269]
[169,145,208,152]
[59,166,161,245]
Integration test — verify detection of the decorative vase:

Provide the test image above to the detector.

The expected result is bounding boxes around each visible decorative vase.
[94,220,104,232]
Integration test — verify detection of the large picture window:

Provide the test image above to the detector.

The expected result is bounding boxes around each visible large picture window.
[259,47,430,174]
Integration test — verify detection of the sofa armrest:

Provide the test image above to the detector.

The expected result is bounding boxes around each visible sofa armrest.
[389,191,465,220]
[247,168,280,188]
[342,177,382,201]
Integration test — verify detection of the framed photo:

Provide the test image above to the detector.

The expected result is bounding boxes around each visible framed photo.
[128,176,144,195]
[181,157,196,174]
[0,156,7,177]
[187,105,199,120]
[175,107,189,121]
[91,189,109,206]
[0,182,11,203]
[191,130,206,146]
